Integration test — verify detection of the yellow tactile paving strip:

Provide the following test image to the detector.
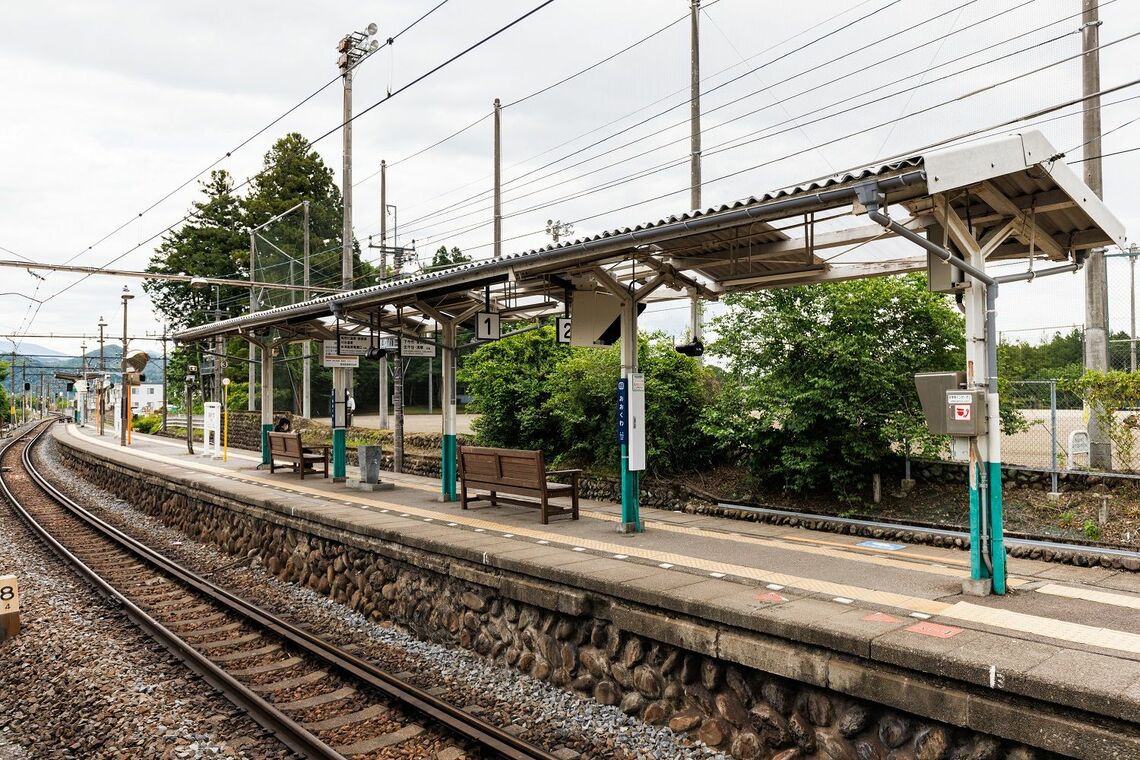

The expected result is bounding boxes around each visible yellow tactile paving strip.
[1037,583,1140,610]
[138,432,982,581]
[70,427,1140,655]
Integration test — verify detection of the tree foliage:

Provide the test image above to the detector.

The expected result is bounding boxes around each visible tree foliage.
[1064,370,1140,471]
[705,274,964,500]
[459,327,714,473]
[144,170,246,329]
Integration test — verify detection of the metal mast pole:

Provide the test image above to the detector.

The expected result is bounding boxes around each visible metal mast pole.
[248,230,257,411]
[1131,252,1137,372]
[161,325,168,432]
[98,321,106,435]
[8,350,13,433]
[493,98,502,258]
[302,200,312,418]
[688,0,704,350]
[379,160,389,429]
[1082,0,1110,467]
[120,296,129,447]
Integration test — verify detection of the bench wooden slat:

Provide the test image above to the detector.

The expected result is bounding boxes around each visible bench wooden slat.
[268,432,329,480]
[458,446,579,524]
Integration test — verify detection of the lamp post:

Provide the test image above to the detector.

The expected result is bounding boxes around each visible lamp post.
[97,316,107,435]
[120,287,134,447]
[221,377,231,462]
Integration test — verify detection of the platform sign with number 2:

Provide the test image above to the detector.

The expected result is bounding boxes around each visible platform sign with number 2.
[0,575,18,614]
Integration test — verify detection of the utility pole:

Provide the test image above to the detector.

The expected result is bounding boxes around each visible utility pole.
[302,200,312,418]
[379,161,389,429]
[98,317,107,435]
[333,24,378,480]
[7,350,14,433]
[688,0,704,350]
[1082,0,1110,467]
[493,98,503,258]
[1131,251,1137,372]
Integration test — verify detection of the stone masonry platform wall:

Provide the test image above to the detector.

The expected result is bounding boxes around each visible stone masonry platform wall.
[56,440,1135,760]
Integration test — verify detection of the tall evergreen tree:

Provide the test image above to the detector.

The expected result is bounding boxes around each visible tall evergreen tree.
[144,170,246,329]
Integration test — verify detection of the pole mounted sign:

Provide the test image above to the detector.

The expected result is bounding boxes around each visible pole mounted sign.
[400,336,437,358]
[616,374,646,471]
[322,340,360,368]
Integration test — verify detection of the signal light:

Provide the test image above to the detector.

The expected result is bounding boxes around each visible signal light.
[23,382,29,391]
[674,339,704,358]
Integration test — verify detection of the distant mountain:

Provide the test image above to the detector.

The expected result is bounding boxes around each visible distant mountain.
[0,340,66,357]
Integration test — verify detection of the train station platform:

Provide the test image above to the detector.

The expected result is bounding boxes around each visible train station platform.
[53,423,1140,757]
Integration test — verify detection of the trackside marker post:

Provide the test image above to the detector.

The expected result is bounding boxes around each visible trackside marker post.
[0,574,20,643]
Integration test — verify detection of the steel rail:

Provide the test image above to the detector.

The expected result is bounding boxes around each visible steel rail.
[8,420,557,760]
[717,499,1140,559]
[0,420,343,759]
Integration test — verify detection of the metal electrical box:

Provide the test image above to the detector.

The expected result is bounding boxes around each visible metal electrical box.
[915,371,965,435]
[915,372,987,436]
[945,389,986,437]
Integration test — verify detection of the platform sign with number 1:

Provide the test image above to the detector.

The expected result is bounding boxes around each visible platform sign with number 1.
[476,312,500,341]
[556,317,572,344]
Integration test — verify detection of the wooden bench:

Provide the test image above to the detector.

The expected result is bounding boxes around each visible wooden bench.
[458,446,580,524]
[268,432,330,479]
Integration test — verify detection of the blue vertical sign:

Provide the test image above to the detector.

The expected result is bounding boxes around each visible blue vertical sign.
[616,378,628,444]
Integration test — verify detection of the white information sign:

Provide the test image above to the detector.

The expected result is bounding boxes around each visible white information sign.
[0,575,18,614]
[401,337,437,358]
[323,337,372,357]
[322,340,360,368]
[203,402,222,459]
[627,372,646,471]
[476,312,500,341]
[556,317,572,344]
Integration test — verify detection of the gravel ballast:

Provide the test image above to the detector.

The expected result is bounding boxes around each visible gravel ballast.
[35,435,727,760]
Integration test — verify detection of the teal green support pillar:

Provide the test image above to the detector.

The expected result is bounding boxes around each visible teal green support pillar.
[967,460,984,581]
[441,321,458,502]
[261,423,272,466]
[988,459,1006,594]
[333,427,346,480]
[620,443,641,531]
[260,341,274,467]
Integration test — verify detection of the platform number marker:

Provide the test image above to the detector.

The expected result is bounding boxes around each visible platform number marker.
[0,576,18,613]
[476,312,500,341]
[556,317,572,344]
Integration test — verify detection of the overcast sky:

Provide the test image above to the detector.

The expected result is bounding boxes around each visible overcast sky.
[2,0,1139,360]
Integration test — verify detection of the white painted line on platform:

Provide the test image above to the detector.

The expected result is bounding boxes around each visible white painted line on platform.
[446,522,457,527]
[501,533,514,538]
[1037,583,1140,610]
[833,597,854,604]
[709,572,726,578]
[613,554,628,560]
[65,425,1140,655]
[767,584,784,591]
[537,540,550,545]
[572,547,587,552]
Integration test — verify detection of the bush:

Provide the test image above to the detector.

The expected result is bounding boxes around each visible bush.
[133,413,163,434]
[460,325,714,474]
[706,274,965,502]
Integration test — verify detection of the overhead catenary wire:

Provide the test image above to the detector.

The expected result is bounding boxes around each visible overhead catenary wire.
[393,0,1057,238]
[22,0,560,324]
[54,0,455,272]
[407,26,1120,249]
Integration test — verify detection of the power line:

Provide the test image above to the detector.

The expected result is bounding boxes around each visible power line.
[406,20,1100,246]
[394,0,1040,236]
[24,0,559,322]
[54,0,455,273]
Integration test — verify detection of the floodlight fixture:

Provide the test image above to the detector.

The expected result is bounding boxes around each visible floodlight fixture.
[366,22,378,35]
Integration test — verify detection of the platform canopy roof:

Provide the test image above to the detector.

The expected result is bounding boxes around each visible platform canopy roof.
[174,130,1125,346]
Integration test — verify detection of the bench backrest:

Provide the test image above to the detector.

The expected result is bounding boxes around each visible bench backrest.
[459,446,545,489]
[268,431,303,456]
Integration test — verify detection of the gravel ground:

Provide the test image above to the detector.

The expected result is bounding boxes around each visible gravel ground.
[35,436,728,760]
[0,440,296,760]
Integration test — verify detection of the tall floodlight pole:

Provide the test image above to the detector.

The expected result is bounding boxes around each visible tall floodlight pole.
[1082,0,1110,467]
[493,98,503,258]
[98,316,107,435]
[248,230,258,411]
[120,286,134,447]
[333,23,378,481]
[1131,250,1137,372]
[688,0,704,350]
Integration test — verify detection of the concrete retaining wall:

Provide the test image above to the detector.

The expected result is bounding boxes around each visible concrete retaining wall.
[54,441,1132,760]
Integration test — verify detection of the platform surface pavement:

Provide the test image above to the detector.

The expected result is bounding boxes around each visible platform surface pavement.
[56,423,1140,726]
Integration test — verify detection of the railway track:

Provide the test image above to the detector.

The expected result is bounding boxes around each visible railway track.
[1,420,557,760]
